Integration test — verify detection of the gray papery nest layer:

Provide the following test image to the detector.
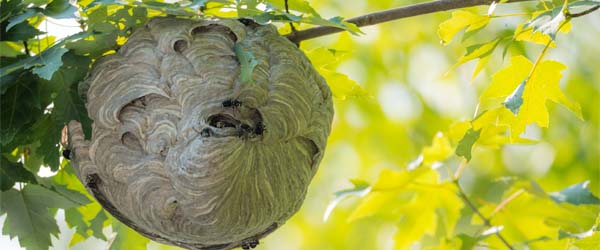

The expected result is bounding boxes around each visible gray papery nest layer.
[67,17,333,250]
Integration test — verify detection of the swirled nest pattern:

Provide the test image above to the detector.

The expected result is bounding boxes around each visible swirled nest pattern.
[67,17,333,250]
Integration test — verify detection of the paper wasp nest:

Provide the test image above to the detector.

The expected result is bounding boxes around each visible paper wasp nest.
[67,17,333,249]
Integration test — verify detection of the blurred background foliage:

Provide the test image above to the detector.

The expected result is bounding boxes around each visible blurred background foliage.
[0,0,599,249]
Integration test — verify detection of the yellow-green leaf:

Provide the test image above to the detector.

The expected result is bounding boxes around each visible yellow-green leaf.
[479,56,582,138]
[319,68,369,100]
[450,39,499,79]
[422,132,453,165]
[306,48,369,99]
[438,10,491,45]
[109,219,150,250]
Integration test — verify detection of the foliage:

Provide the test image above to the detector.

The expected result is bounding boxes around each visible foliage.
[0,0,599,249]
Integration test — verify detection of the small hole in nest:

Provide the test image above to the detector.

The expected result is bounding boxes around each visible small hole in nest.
[191,24,237,42]
[207,114,240,129]
[173,40,188,53]
[238,18,258,29]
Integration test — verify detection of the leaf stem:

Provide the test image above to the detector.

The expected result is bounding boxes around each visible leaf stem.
[568,5,600,18]
[491,12,531,17]
[454,180,515,250]
[489,189,524,218]
[538,0,549,10]
[23,41,30,56]
[284,0,297,33]
[286,0,533,43]
[527,40,552,79]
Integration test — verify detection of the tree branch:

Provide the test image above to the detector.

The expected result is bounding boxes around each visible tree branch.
[286,0,530,43]
[454,180,515,250]
[568,5,600,18]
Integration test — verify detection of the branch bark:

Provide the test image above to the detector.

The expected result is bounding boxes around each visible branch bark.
[286,0,530,43]
[454,180,515,250]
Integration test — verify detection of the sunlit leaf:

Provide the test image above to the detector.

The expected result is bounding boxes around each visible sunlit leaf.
[109,219,150,250]
[480,56,582,138]
[306,48,369,99]
[421,132,453,165]
[451,39,500,79]
[475,186,599,243]
[571,231,600,250]
[438,10,491,45]
[323,179,370,221]
[0,41,23,57]
[264,0,317,15]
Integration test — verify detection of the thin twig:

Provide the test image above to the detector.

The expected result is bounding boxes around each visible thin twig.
[454,181,515,250]
[568,5,600,18]
[454,159,468,180]
[23,41,30,56]
[286,0,531,43]
[284,0,297,33]
[489,189,524,218]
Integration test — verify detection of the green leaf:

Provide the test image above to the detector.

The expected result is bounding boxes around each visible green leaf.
[526,7,566,40]
[0,41,24,57]
[438,10,491,45]
[0,184,82,250]
[44,0,78,19]
[550,181,600,205]
[30,115,61,170]
[2,22,44,41]
[46,182,91,206]
[455,128,481,161]
[66,31,118,56]
[234,42,258,84]
[0,32,90,79]
[23,0,52,7]
[109,219,150,250]
[503,79,527,115]
[305,15,362,35]
[0,156,37,191]
[7,8,41,31]
[457,234,478,250]
[88,210,108,240]
[323,179,371,221]
[23,46,68,80]
[45,52,93,135]
[0,71,44,147]
[264,0,318,15]
[452,39,500,79]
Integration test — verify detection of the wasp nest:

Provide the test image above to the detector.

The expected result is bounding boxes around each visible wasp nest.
[67,17,333,249]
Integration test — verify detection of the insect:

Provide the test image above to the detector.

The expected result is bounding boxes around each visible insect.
[62,149,71,160]
[240,238,259,249]
[238,124,253,138]
[222,99,242,108]
[254,122,265,135]
[200,128,211,138]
